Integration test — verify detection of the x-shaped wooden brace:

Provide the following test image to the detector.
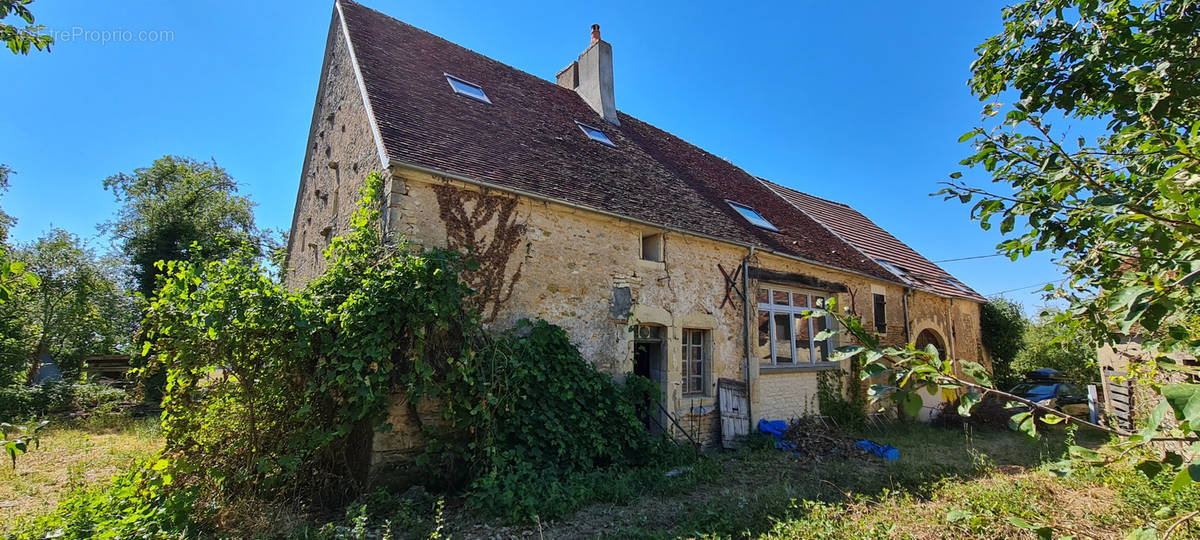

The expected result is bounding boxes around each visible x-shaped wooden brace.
[718,263,745,309]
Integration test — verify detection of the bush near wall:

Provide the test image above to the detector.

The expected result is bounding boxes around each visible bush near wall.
[6,172,679,537]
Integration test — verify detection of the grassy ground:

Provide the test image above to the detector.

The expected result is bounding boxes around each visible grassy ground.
[438,423,1196,539]
[0,415,163,533]
[5,417,1195,539]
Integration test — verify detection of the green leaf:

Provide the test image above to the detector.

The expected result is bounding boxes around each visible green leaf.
[1171,462,1200,491]
[1008,411,1037,437]
[1161,384,1200,426]
[1140,400,1170,441]
[1136,460,1164,479]
[1091,194,1129,210]
[899,390,923,418]
[957,392,981,417]
[1007,516,1052,539]
[1125,527,1160,540]
[945,509,973,522]
[1069,446,1101,462]
[1040,413,1066,424]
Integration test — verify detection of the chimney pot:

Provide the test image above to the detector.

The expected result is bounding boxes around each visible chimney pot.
[590,24,601,44]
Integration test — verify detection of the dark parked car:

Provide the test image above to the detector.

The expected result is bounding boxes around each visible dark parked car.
[1007,370,1090,418]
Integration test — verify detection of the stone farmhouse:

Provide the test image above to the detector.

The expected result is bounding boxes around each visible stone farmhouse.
[285,1,989,462]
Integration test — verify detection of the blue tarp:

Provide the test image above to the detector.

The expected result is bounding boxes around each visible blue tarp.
[757,419,797,451]
[854,440,900,460]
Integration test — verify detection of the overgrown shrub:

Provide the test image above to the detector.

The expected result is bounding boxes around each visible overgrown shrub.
[438,321,668,520]
[123,171,673,528]
[816,369,866,428]
[0,381,129,418]
[141,171,471,503]
[980,298,1028,390]
[11,457,199,539]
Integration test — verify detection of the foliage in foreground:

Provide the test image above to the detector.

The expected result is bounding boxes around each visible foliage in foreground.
[0,418,47,469]
[0,0,52,55]
[11,457,198,540]
[98,170,671,537]
[946,0,1200,354]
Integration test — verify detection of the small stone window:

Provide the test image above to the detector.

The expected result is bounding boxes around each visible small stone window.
[640,233,664,262]
[681,328,709,396]
[445,74,491,104]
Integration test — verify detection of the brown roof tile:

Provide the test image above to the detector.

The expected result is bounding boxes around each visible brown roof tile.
[762,180,985,301]
[338,0,898,283]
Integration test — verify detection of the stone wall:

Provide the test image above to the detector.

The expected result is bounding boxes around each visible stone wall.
[284,12,383,287]
[370,169,989,459]
[753,372,820,421]
[282,35,989,457]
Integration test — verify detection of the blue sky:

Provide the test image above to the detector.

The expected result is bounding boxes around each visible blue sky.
[0,0,1065,315]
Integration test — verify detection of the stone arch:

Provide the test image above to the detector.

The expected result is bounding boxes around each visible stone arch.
[915,328,947,360]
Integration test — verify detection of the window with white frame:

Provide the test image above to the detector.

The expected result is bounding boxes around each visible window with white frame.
[756,286,835,366]
[681,328,708,395]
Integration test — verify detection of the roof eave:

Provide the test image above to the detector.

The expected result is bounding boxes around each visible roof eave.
[387,159,912,290]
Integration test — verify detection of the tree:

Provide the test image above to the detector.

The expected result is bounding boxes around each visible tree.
[942,0,1200,354]
[0,166,36,306]
[980,297,1028,389]
[1012,310,1099,385]
[101,156,261,298]
[3,229,135,384]
[891,1,1200,533]
[1,0,52,55]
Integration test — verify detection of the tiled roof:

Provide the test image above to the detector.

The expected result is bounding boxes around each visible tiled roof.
[336,0,904,285]
[762,180,986,302]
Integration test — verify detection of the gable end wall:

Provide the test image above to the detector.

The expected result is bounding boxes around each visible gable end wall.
[285,11,384,287]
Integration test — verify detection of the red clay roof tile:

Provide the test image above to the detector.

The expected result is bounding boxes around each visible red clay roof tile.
[338,0,970,290]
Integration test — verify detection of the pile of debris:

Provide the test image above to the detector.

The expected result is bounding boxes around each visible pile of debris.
[767,416,866,462]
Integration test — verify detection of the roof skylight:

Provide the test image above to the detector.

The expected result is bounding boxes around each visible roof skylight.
[576,121,615,147]
[945,278,972,294]
[875,259,909,280]
[445,74,491,104]
[726,201,778,231]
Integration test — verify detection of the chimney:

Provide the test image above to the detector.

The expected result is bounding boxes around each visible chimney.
[557,24,618,125]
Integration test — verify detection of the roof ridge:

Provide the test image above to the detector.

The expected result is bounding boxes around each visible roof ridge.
[763,178,985,301]
[760,178,851,209]
[338,0,589,103]
[336,0,912,285]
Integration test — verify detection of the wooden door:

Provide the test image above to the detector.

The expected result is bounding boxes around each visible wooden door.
[718,378,748,449]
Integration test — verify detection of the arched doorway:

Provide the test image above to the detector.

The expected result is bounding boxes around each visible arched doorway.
[915,328,947,360]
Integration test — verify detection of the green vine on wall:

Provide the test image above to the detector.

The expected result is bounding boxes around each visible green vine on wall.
[431,182,527,323]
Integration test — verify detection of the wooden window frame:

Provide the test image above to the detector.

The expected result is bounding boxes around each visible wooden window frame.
[681,328,709,396]
[757,286,837,367]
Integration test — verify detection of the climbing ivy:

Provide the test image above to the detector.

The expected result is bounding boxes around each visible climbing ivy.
[139,171,667,522]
